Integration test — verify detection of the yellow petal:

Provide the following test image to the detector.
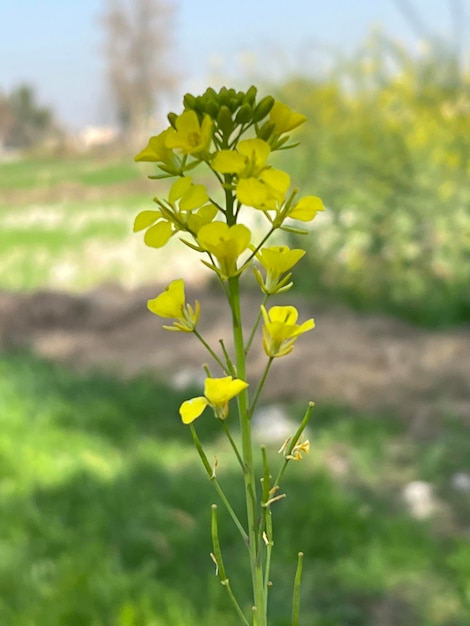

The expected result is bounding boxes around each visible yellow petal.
[175,110,200,134]
[236,178,268,208]
[270,101,306,133]
[212,150,246,174]
[169,176,193,203]
[179,184,209,211]
[147,278,185,318]
[134,128,174,162]
[144,221,174,248]
[237,138,271,167]
[204,377,249,405]
[260,168,290,199]
[289,196,325,221]
[266,305,299,325]
[179,397,208,424]
[133,210,160,232]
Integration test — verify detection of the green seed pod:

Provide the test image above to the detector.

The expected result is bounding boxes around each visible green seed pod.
[256,120,275,140]
[167,112,178,128]
[235,103,253,125]
[244,85,257,106]
[183,93,197,110]
[217,105,234,135]
[253,95,275,122]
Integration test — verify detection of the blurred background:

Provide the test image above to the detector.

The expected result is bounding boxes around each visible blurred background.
[1,1,470,625]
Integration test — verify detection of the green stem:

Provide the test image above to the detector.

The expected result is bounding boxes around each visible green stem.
[222,421,245,471]
[245,293,269,356]
[212,505,251,626]
[190,424,248,544]
[249,357,273,418]
[193,329,227,372]
[228,274,267,626]
[274,402,314,489]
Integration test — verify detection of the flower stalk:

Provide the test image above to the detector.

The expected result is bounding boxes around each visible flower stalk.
[134,86,324,625]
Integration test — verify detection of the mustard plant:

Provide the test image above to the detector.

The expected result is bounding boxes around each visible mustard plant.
[134,86,325,626]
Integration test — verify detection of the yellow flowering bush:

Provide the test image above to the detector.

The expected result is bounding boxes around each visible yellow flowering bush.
[134,86,323,626]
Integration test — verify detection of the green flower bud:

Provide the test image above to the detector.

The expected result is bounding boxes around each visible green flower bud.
[205,97,220,119]
[218,87,229,106]
[167,112,178,128]
[217,105,234,135]
[228,97,239,112]
[235,103,253,125]
[244,85,257,106]
[183,93,197,110]
[256,120,275,140]
[204,87,218,100]
[253,96,275,122]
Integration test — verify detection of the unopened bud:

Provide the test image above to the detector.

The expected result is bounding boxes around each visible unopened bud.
[253,96,275,122]
[167,112,178,128]
[235,103,253,125]
[217,105,234,135]
[183,93,197,110]
[256,120,275,140]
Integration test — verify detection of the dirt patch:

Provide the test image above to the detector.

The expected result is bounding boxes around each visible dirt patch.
[1,284,469,423]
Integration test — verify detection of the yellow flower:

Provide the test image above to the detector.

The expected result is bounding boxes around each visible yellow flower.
[134,128,175,164]
[212,139,276,207]
[166,110,213,155]
[133,177,215,248]
[287,438,310,461]
[255,245,305,294]
[147,278,200,332]
[287,196,325,222]
[269,101,307,134]
[179,376,249,423]
[197,222,251,278]
[261,305,315,358]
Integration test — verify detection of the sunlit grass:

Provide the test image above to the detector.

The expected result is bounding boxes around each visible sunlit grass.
[1,352,468,625]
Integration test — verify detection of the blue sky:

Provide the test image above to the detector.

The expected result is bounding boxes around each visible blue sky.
[1,0,466,129]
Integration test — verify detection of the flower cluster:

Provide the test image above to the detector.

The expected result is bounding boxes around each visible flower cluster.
[135,86,322,626]
[135,85,321,425]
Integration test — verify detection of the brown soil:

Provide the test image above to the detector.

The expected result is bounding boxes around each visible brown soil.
[1,284,469,425]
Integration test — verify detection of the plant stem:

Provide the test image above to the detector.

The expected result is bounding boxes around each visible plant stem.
[249,357,273,418]
[190,424,248,544]
[228,274,267,626]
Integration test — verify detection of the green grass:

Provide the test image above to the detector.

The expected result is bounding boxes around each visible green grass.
[0,156,143,190]
[1,352,468,625]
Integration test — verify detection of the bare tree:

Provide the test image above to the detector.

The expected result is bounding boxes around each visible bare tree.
[101,0,178,141]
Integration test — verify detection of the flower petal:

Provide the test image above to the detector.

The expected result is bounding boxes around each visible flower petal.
[133,210,160,232]
[144,221,174,248]
[289,196,325,221]
[212,150,246,174]
[169,176,193,203]
[236,178,268,208]
[147,278,185,318]
[179,396,208,424]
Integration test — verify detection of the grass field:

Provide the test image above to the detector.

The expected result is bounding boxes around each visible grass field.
[1,352,469,625]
